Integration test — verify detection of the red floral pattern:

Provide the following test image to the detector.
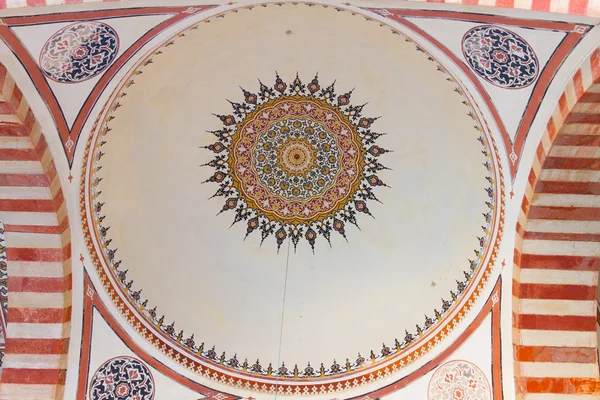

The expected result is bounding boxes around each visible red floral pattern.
[428,361,491,400]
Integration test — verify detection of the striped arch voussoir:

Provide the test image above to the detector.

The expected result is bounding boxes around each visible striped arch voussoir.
[513,47,600,399]
[0,63,71,400]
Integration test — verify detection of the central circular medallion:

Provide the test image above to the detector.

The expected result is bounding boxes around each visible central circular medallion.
[279,137,313,173]
[254,117,339,200]
[207,76,386,251]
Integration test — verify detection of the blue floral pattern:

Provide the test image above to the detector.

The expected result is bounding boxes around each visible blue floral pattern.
[89,357,154,400]
[40,21,119,83]
[462,25,539,89]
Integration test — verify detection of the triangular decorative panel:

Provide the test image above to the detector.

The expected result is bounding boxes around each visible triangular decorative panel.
[85,310,208,400]
[405,16,567,142]
[78,272,240,400]
[0,5,216,166]
[363,6,589,177]
[12,14,174,129]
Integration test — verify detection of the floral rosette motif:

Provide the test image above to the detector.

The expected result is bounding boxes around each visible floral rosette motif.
[428,361,491,400]
[88,357,155,400]
[39,21,119,83]
[461,25,539,89]
[204,74,389,252]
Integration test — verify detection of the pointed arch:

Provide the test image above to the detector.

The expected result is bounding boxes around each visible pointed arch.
[514,48,600,398]
[0,64,72,400]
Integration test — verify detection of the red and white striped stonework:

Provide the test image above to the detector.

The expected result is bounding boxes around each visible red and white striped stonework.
[0,0,599,17]
[597,300,599,364]
[514,48,600,399]
[0,64,71,400]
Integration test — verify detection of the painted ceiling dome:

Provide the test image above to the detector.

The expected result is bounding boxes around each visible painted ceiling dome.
[82,4,503,393]
[3,0,600,399]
